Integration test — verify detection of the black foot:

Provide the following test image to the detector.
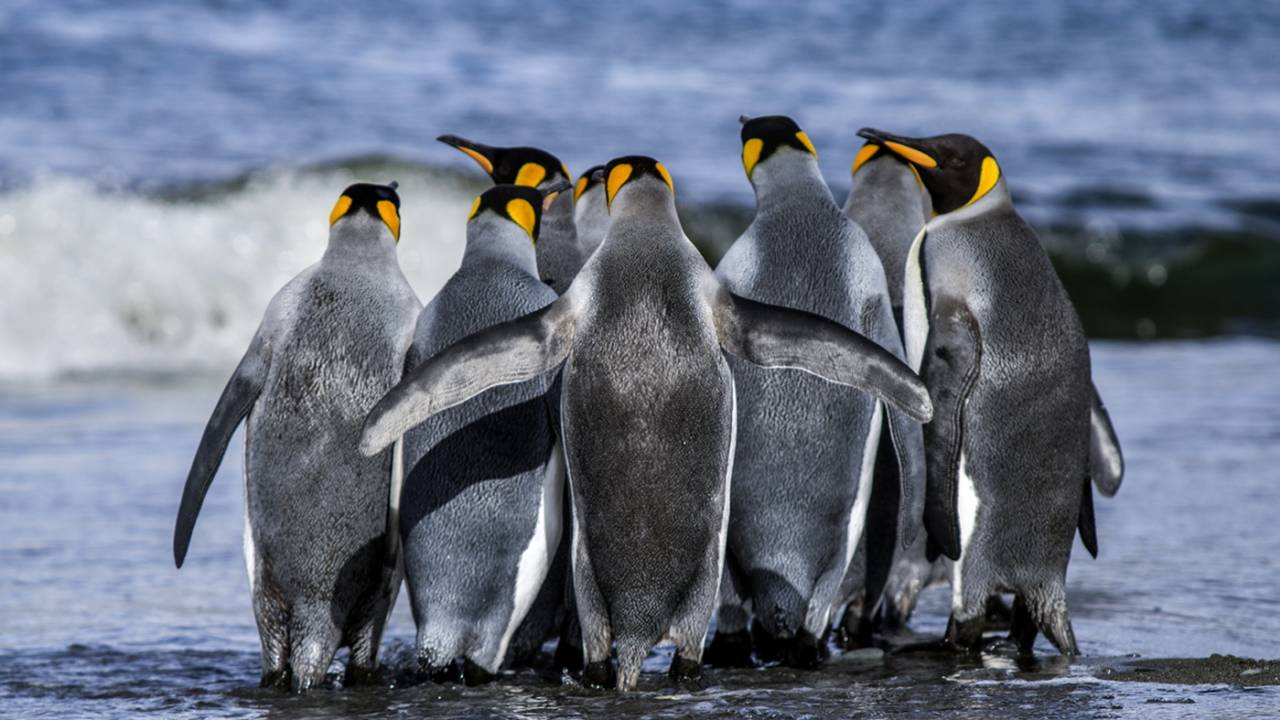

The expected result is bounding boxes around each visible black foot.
[784,630,829,669]
[553,637,584,672]
[462,659,496,686]
[669,655,703,682]
[750,620,786,664]
[888,637,955,655]
[704,630,754,668]
[423,659,463,684]
[343,663,378,687]
[582,660,616,690]
[836,614,876,651]
[260,668,290,691]
[985,595,1013,631]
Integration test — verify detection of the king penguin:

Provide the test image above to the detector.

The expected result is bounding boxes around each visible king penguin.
[173,182,420,691]
[707,116,926,668]
[838,140,938,640]
[438,134,585,294]
[572,165,609,261]
[857,128,1123,654]
[398,183,570,684]
[357,156,934,690]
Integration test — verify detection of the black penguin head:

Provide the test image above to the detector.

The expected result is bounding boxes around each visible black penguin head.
[603,155,674,209]
[856,129,1002,215]
[574,165,606,202]
[329,181,401,240]
[467,184,545,243]
[739,114,818,178]
[437,134,571,189]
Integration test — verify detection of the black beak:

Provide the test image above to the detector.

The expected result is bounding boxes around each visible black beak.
[387,180,399,190]
[541,179,571,198]
[436,134,499,176]
[738,115,752,125]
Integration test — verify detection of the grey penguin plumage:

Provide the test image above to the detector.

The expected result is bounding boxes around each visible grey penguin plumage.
[572,165,610,260]
[837,141,938,639]
[860,128,1123,654]
[438,135,584,294]
[398,184,567,681]
[173,182,420,691]
[706,116,926,667]
[357,156,934,691]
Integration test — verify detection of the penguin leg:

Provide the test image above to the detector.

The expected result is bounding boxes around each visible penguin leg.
[705,556,754,668]
[288,605,343,693]
[252,582,291,690]
[572,540,615,690]
[342,591,392,687]
[1026,583,1079,656]
[837,591,876,651]
[666,561,721,685]
[1008,594,1038,655]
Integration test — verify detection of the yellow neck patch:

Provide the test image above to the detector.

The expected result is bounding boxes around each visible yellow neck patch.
[467,196,482,220]
[506,198,537,242]
[376,200,400,240]
[962,156,1001,208]
[515,162,547,188]
[851,144,880,175]
[795,131,817,157]
[329,195,352,226]
[742,138,763,177]
[560,163,571,181]
[654,163,674,194]
[908,163,924,191]
[574,175,590,202]
[456,146,494,174]
[606,164,633,207]
[884,140,938,169]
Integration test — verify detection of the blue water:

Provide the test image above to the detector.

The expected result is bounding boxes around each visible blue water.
[3,0,1279,229]
[2,341,1279,718]
[3,3,1280,717]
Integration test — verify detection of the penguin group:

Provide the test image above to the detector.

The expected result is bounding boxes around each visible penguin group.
[173,115,1124,693]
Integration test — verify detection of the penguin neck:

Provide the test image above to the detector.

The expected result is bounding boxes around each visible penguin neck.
[461,217,538,276]
[751,153,836,210]
[607,183,679,243]
[845,157,931,224]
[926,178,1014,233]
[323,213,399,266]
[573,189,609,252]
[541,189,577,245]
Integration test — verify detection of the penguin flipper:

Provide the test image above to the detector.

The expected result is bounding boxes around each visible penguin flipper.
[173,334,269,568]
[877,301,927,551]
[1077,473,1099,559]
[360,300,576,456]
[1089,383,1124,497]
[713,292,933,423]
[919,298,982,562]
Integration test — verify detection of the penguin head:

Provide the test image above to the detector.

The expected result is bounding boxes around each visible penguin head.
[574,165,606,203]
[856,129,1002,215]
[438,134,571,192]
[739,114,818,180]
[466,184,550,244]
[603,155,674,211]
[329,181,401,241]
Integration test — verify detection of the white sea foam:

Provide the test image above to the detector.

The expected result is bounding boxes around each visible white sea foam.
[0,170,475,380]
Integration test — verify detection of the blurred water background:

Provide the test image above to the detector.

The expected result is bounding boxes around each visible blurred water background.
[1,1,1278,717]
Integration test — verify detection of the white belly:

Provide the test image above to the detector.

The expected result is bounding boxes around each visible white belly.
[949,452,981,611]
[902,225,930,373]
[494,441,565,662]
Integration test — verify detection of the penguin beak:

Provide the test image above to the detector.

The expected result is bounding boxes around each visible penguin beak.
[541,179,571,209]
[437,134,499,177]
[856,128,939,169]
[738,114,752,125]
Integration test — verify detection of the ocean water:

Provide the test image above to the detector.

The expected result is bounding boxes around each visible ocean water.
[2,1,1279,717]
[2,340,1279,718]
